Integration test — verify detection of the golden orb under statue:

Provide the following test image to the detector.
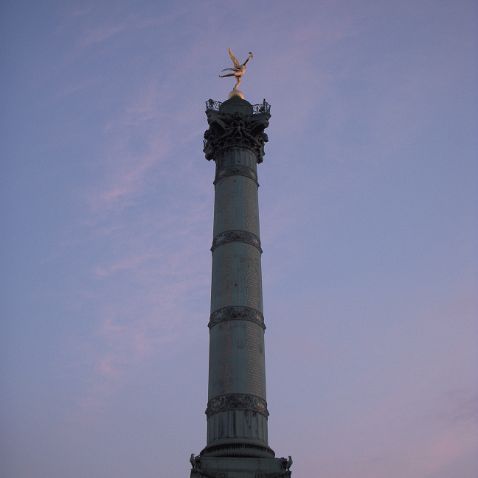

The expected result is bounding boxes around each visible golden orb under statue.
[228,89,245,99]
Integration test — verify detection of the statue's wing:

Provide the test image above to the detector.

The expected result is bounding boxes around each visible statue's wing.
[228,48,241,68]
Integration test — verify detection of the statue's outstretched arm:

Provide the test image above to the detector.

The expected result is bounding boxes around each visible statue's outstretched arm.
[242,52,253,66]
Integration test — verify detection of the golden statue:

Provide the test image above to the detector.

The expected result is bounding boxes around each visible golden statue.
[219,48,253,93]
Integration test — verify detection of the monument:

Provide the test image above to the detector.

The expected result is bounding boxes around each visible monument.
[189,50,292,478]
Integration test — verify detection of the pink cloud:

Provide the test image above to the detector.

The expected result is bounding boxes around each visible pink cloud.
[94,254,152,278]
[79,22,131,48]
[87,83,173,211]
[420,421,477,476]
[95,355,120,379]
[75,220,211,414]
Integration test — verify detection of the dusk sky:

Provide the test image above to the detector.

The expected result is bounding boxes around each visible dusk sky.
[1,1,477,477]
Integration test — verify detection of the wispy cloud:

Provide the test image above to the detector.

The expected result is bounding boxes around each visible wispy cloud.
[86,81,171,210]
[445,389,478,426]
[75,7,190,49]
[67,51,214,411]
[75,197,211,411]
[79,22,130,48]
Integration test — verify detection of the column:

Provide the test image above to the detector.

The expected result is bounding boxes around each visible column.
[202,95,273,458]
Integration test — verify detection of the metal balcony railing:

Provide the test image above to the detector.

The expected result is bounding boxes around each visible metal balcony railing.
[205,99,271,115]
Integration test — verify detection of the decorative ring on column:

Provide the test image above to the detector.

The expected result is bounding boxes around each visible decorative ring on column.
[211,230,262,253]
[206,393,269,418]
[208,305,265,329]
[214,165,258,185]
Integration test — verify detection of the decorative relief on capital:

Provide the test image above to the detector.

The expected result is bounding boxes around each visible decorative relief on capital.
[209,305,265,329]
[206,393,269,418]
[204,105,270,163]
[211,230,262,253]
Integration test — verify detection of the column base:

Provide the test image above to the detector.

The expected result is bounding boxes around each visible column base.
[201,440,275,458]
[190,455,292,478]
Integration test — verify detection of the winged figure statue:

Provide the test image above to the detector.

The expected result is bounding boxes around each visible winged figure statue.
[219,48,253,91]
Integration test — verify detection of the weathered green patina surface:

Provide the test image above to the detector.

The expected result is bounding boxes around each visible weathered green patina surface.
[189,95,292,478]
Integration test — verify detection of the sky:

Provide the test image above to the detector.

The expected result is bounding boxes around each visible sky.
[1,1,477,477]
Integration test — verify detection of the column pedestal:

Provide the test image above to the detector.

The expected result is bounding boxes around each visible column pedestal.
[191,456,291,478]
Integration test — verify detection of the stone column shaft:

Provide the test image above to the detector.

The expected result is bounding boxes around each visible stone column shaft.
[202,96,272,458]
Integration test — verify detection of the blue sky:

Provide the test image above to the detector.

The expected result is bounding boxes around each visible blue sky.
[1,1,477,477]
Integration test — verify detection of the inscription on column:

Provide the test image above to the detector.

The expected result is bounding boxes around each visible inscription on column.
[213,177,260,237]
[243,320,265,397]
[241,255,262,309]
[208,321,266,398]
[211,247,263,311]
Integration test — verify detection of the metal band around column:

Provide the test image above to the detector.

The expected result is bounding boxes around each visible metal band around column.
[211,230,262,253]
[214,165,258,185]
[206,393,269,418]
[208,306,265,329]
